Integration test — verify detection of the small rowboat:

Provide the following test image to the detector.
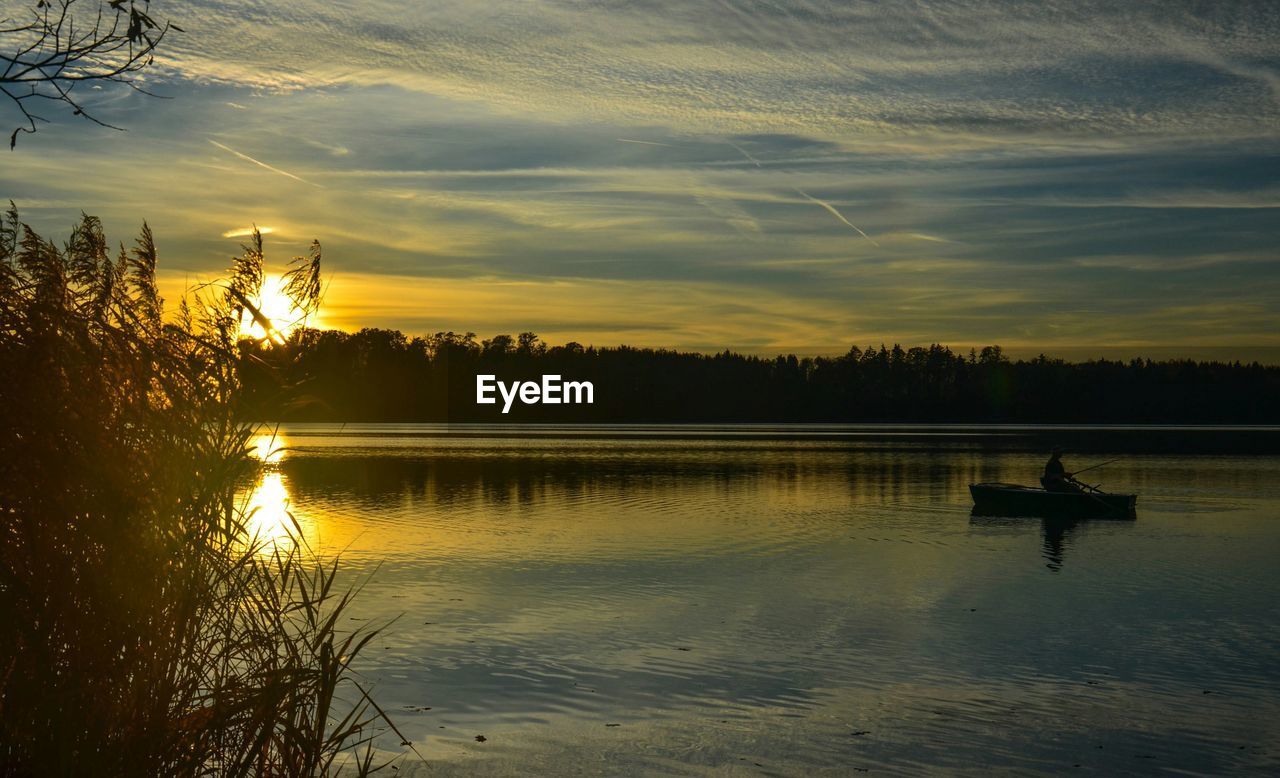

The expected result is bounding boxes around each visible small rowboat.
[969,482,1137,518]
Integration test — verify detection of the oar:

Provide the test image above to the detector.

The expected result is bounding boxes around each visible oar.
[1063,478,1118,514]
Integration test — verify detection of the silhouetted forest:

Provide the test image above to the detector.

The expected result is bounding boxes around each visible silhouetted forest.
[241,330,1279,424]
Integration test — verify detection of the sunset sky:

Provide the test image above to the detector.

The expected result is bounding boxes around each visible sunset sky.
[4,1,1279,359]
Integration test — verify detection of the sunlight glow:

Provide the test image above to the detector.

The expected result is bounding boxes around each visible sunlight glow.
[245,472,299,549]
[242,431,312,553]
[240,274,305,341]
[222,226,276,239]
[250,431,288,464]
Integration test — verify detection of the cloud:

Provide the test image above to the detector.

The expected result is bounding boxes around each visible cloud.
[3,2,1278,359]
[208,140,323,187]
[154,1,1280,148]
[792,188,878,246]
[616,138,674,147]
[222,226,276,238]
[300,138,351,157]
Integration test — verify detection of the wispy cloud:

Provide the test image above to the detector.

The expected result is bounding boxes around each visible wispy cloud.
[222,226,276,239]
[726,141,763,168]
[208,140,322,187]
[157,1,1279,149]
[4,2,1277,359]
[616,138,673,147]
[792,188,878,247]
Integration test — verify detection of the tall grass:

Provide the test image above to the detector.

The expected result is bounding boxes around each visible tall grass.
[0,206,408,775]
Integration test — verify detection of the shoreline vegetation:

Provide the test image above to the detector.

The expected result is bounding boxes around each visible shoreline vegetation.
[242,333,1278,426]
[0,209,411,774]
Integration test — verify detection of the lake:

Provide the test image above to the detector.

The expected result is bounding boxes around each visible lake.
[245,424,1280,775]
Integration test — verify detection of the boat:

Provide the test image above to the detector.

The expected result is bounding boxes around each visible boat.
[969,482,1136,518]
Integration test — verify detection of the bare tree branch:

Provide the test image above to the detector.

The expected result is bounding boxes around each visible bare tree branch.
[1,1,180,148]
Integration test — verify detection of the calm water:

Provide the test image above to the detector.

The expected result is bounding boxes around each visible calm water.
[245,425,1280,775]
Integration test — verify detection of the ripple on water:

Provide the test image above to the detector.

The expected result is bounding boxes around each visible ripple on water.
[266,435,1280,775]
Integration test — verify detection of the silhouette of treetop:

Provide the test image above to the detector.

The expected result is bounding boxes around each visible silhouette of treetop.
[1,0,180,148]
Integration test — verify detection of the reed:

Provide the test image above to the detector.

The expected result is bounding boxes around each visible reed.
[0,205,406,775]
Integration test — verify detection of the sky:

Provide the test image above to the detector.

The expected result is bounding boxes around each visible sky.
[3,0,1279,360]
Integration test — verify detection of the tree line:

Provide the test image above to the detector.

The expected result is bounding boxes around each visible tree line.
[240,329,1279,424]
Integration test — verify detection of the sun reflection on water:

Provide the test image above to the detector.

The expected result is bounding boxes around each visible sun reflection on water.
[242,431,311,551]
[252,430,288,464]
[244,471,297,547]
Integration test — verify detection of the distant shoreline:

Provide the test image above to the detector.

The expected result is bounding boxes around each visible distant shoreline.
[240,333,1280,428]
[258,422,1280,455]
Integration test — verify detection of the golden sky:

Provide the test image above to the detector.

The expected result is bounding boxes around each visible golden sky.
[5,1,1279,360]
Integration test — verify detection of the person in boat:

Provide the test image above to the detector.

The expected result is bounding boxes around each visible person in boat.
[1042,448,1082,493]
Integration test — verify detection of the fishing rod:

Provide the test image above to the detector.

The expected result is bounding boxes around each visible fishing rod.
[1065,458,1120,500]
[1072,458,1120,477]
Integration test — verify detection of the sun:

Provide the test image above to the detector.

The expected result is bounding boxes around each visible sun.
[240,274,307,341]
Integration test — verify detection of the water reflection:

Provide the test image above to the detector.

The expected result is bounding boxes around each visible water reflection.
[244,471,295,547]
[242,430,311,551]
[236,429,1280,775]
[251,429,288,464]
[1040,517,1079,571]
[968,514,1081,570]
